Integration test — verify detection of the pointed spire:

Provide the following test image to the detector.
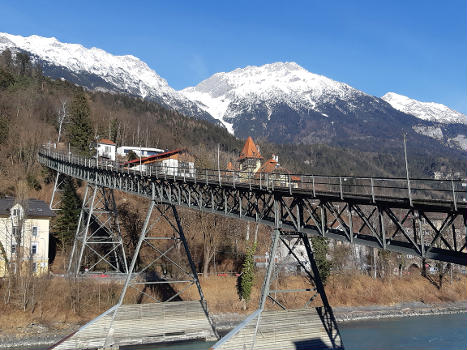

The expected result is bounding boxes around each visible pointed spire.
[238,136,263,160]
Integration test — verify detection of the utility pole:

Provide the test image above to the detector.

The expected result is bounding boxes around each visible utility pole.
[217,143,221,183]
[139,145,142,172]
[403,133,412,206]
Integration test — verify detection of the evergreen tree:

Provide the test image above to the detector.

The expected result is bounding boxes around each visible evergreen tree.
[238,242,257,304]
[310,236,331,284]
[68,92,93,156]
[53,177,81,251]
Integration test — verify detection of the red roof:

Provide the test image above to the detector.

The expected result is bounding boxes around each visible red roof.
[238,137,263,160]
[123,148,186,166]
[98,139,116,145]
[257,158,278,173]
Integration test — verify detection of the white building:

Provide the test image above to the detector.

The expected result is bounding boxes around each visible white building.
[0,198,55,276]
[116,146,165,159]
[97,139,116,161]
[125,149,195,177]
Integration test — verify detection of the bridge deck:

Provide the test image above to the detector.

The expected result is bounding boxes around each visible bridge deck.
[212,308,342,350]
[52,301,216,350]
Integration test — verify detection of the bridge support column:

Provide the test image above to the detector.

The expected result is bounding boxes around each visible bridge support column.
[212,229,344,350]
[102,196,216,349]
[50,171,66,210]
[68,183,128,275]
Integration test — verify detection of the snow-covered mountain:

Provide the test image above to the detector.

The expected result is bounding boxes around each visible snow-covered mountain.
[0,32,215,122]
[181,62,467,153]
[382,92,467,151]
[1,33,464,153]
[181,62,366,134]
[382,92,467,125]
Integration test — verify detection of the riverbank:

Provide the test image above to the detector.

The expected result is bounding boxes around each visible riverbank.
[1,300,466,349]
[211,300,467,332]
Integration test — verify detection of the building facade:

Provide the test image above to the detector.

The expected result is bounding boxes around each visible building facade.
[0,198,55,277]
[97,139,116,161]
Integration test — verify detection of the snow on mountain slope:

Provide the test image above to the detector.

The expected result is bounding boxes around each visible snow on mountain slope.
[181,62,365,132]
[0,32,214,122]
[382,92,467,125]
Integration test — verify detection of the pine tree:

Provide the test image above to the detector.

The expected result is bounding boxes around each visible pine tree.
[53,177,81,251]
[68,92,93,156]
[238,242,257,304]
[310,236,332,284]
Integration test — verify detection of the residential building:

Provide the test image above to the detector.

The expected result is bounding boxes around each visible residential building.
[233,137,299,187]
[97,139,116,161]
[238,136,263,174]
[0,198,55,277]
[124,148,195,176]
[116,146,165,159]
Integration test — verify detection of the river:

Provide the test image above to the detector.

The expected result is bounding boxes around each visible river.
[118,312,467,350]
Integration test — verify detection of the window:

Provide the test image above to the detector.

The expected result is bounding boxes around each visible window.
[31,244,37,255]
[12,208,19,216]
[12,226,18,236]
[32,226,38,236]
[32,263,37,273]
[11,244,16,254]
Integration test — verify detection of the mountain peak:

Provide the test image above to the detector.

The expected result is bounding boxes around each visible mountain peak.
[181,61,362,132]
[0,32,215,122]
[382,92,466,125]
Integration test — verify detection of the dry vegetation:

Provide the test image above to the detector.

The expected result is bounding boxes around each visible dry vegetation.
[1,271,465,335]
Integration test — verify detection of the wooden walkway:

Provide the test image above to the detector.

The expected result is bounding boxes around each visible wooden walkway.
[212,308,343,350]
[52,301,216,350]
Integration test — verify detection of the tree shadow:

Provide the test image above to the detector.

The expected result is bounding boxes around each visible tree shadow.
[136,270,183,304]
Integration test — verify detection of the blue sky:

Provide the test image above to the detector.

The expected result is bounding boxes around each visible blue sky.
[1,0,466,113]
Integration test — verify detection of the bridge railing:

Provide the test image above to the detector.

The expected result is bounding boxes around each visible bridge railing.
[39,147,466,207]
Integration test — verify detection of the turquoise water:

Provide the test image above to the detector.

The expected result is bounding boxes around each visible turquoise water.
[339,312,467,350]
[121,313,467,350]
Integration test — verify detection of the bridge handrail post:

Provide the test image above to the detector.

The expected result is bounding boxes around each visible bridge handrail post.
[259,172,262,190]
[339,177,344,200]
[206,169,208,185]
[451,179,457,211]
[289,174,292,194]
[312,175,316,197]
[370,178,375,203]
[407,178,413,207]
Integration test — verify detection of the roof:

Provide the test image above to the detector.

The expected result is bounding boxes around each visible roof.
[256,158,300,182]
[257,158,278,173]
[123,148,187,166]
[0,198,55,218]
[98,139,116,145]
[238,137,263,161]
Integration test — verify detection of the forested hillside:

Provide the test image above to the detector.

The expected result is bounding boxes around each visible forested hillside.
[1,49,465,200]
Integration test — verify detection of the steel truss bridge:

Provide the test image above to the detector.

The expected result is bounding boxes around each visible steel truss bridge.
[38,148,467,350]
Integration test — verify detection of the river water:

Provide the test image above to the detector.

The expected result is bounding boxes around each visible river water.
[118,312,467,350]
[16,312,467,350]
